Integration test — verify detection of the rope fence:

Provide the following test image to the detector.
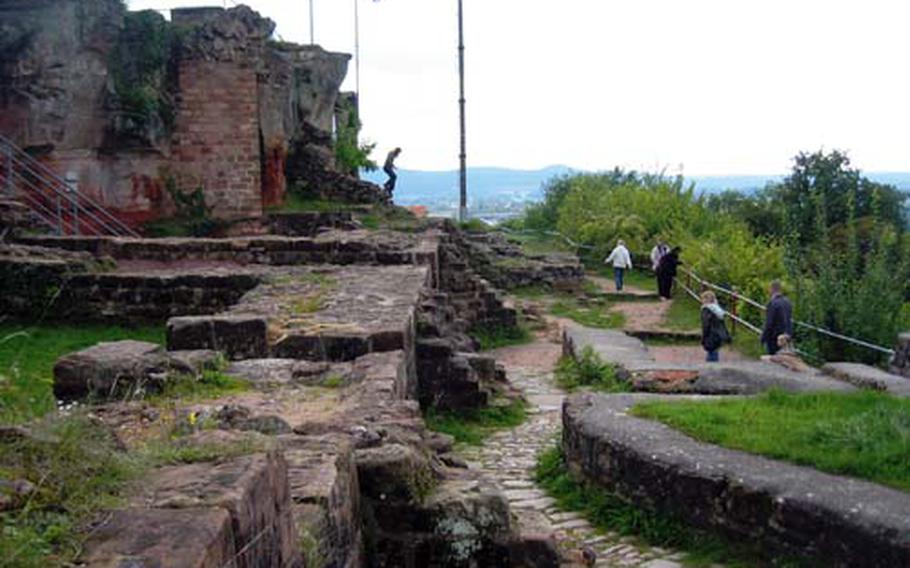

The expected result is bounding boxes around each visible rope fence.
[495,226,897,358]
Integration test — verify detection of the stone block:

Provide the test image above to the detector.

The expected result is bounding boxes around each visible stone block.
[131,451,299,568]
[168,316,268,360]
[53,340,168,400]
[81,507,236,568]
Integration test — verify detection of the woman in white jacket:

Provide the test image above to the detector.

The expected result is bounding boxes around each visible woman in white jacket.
[604,239,633,291]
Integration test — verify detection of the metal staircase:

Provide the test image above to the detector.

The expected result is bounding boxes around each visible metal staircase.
[0,133,140,237]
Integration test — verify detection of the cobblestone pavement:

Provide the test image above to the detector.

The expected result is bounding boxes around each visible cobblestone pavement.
[460,339,686,567]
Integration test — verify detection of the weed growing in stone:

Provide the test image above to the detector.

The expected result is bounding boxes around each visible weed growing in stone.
[469,323,533,351]
[322,375,345,388]
[424,399,528,446]
[535,445,813,568]
[633,389,910,492]
[0,324,165,423]
[554,347,627,392]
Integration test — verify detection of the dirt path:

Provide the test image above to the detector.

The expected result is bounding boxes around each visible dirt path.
[460,333,685,567]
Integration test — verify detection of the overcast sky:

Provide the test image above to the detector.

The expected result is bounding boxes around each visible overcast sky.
[128,0,910,175]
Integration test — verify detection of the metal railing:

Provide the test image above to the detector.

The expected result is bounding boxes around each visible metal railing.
[0,133,140,238]
[676,266,895,357]
[496,226,897,359]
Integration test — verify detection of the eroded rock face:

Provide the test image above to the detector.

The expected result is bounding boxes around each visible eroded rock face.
[1,1,383,225]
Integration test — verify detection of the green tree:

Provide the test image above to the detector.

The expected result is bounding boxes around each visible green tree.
[770,150,907,247]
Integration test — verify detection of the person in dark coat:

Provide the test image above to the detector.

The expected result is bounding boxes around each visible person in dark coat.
[761,280,793,355]
[701,291,730,362]
[655,246,681,300]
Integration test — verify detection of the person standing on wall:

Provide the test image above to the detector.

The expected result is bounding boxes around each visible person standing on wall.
[655,246,682,300]
[760,280,793,355]
[701,290,730,362]
[604,239,633,292]
[383,147,402,197]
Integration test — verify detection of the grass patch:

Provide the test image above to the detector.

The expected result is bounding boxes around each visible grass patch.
[0,414,142,567]
[0,324,165,423]
[267,193,357,214]
[554,347,628,392]
[591,267,658,293]
[535,445,812,568]
[424,399,528,446]
[459,218,492,232]
[154,369,249,403]
[470,324,533,351]
[633,389,910,492]
[663,292,701,331]
[550,297,625,329]
[0,411,269,567]
[505,232,573,256]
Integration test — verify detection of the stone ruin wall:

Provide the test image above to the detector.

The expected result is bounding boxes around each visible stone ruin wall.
[0,0,367,226]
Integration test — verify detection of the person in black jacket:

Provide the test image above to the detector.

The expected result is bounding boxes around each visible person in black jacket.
[655,246,682,300]
[761,280,793,355]
[701,291,730,362]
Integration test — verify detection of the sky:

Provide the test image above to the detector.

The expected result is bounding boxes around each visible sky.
[127,0,910,175]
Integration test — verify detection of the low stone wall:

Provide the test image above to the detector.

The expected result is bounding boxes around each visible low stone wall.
[16,231,439,269]
[267,211,359,236]
[563,392,910,567]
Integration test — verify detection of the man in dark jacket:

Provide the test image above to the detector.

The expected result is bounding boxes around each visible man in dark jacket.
[761,280,793,355]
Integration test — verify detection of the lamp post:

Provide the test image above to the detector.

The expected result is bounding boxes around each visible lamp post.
[457,0,467,222]
[354,0,361,96]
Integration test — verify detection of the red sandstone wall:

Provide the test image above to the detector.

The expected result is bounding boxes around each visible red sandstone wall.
[172,60,263,220]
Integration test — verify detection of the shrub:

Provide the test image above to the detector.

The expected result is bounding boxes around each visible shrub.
[555,347,626,392]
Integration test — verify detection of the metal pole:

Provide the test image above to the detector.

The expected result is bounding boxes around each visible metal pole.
[55,193,63,236]
[309,0,315,45]
[354,0,361,96]
[457,0,467,222]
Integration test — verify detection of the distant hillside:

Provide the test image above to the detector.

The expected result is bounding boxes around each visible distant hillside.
[364,167,910,209]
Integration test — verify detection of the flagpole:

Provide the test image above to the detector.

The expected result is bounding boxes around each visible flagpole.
[457,0,467,222]
[354,0,361,96]
[309,0,315,44]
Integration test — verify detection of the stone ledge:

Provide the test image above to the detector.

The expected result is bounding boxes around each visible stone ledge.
[823,362,910,397]
[562,392,910,567]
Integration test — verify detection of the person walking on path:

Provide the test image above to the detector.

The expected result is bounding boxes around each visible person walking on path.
[655,246,682,300]
[383,147,402,197]
[604,239,633,292]
[701,290,730,362]
[760,280,793,355]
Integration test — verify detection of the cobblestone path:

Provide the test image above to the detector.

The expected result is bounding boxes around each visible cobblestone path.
[460,338,686,567]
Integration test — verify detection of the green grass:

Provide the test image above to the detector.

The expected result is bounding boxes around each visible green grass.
[633,390,910,492]
[550,297,625,329]
[424,399,529,446]
[554,347,628,392]
[535,445,813,568]
[0,324,165,423]
[505,233,572,256]
[459,218,492,232]
[266,193,356,214]
[470,323,533,351]
[591,266,658,293]
[663,292,701,331]
[154,369,250,403]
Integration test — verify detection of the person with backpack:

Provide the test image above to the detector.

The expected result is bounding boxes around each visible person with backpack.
[701,290,730,362]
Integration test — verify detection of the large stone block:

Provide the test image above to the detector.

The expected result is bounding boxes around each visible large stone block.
[53,340,168,400]
[131,451,299,568]
[168,315,269,360]
[81,507,236,568]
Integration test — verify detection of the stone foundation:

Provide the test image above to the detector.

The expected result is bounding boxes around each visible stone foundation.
[563,392,910,567]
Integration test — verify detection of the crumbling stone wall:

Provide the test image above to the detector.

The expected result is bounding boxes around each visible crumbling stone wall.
[172,60,262,219]
[0,1,384,228]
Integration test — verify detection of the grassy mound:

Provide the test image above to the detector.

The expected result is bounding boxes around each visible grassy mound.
[633,390,910,491]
